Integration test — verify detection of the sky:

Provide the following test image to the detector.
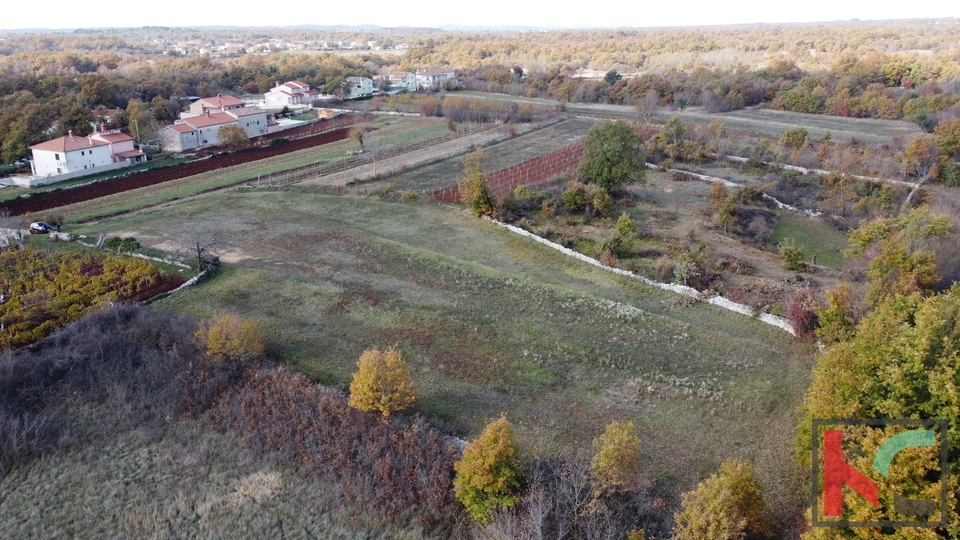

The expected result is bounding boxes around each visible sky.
[0,0,957,30]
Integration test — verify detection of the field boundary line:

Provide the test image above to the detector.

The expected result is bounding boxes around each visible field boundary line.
[649,163,824,217]
[724,155,920,188]
[486,217,796,335]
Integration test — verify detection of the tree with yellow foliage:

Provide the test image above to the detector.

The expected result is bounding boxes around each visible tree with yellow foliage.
[590,421,643,495]
[194,314,266,367]
[454,416,522,522]
[348,348,417,417]
[673,458,768,540]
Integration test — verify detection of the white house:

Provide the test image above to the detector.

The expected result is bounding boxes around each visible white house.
[344,77,374,98]
[159,104,269,153]
[416,67,456,90]
[90,130,146,165]
[263,80,321,107]
[381,72,416,92]
[30,131,113,178]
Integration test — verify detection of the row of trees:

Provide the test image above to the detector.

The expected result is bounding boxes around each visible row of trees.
[0,52,379,163]
[790,207,960,537]
[461,59,960,128]
[342,344,772,539]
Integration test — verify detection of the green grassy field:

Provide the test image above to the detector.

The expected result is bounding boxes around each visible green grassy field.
[44,117,455,222]
[69,189,815,519]
[769,210,849,269]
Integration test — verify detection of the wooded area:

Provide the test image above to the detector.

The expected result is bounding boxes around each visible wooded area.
[3,21,960,163]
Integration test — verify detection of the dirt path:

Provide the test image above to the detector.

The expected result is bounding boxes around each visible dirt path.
[298,123,535,188]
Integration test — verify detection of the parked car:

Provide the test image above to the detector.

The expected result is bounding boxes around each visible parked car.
[29,222,53,234]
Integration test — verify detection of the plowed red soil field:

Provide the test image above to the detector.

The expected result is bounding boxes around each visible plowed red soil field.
[2,120,354,216]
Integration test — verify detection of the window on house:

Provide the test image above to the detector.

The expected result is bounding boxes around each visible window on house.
[81,151,85,155]
[55,154,59,160]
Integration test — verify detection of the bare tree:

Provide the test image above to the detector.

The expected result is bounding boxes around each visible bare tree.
[634,90,660,125]
[180,231,222,273]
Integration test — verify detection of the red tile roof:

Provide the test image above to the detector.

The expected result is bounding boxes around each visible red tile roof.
[30,135,111,152]
[196,95,245,108]
[115,150,145,158]
[168,124,195,134]
[183,112,237,128]
[287,80,309,88]
[93,132,135,143]
[90,108,119,118]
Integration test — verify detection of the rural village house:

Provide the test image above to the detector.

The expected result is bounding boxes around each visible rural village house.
[160,95,269,152]
[263,80,321,107]
[415,67,456,89]
[180,95,247,118]
[381,72,417,92]
[344,77,374,98]
[29,128,146,181]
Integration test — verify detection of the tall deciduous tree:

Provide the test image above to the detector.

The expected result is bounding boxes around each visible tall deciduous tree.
[797,288,960,539]
[899,133,939,180]
[349,126,365,149]
[454,416,522,522]
[458,149,495,217]
[634,90,661,125]
[845,206,953,306]
[54,101,93,137]
[217,124,250,151]
[933,118,960,160]
[578,119,646,191]
[590,421,643,495]
[673,458,768,540]
[348,348,417,417]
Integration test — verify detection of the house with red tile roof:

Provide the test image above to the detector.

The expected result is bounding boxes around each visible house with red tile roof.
[264,80,322,107]
[26,126,148,184]
[29,131,113,178]
[181,94,247,119]
[159,105,268,152]
[90,130,146,165]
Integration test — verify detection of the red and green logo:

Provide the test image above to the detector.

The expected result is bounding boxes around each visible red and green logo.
[812,419,948,527]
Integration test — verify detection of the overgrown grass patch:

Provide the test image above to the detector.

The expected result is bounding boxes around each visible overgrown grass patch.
[76,190,814,517]
[769,209,848,269]
[381,117,598,193]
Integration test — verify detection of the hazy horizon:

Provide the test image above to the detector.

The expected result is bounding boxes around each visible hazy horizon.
[1,1,957,32]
